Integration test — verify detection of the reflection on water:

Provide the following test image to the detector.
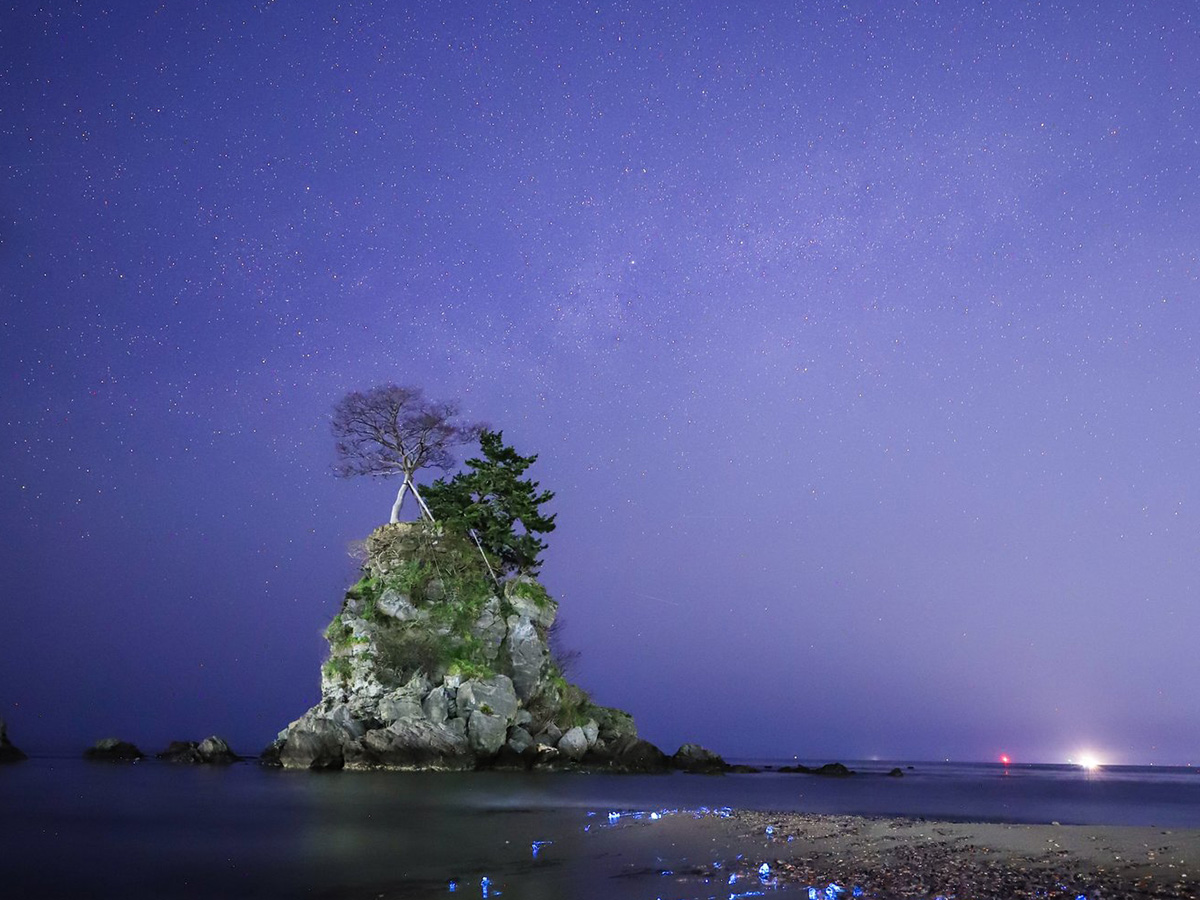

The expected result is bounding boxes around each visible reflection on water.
[2,759,1198,898]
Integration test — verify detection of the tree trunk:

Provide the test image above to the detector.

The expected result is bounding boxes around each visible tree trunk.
[410,480,436,522]
[390,480,409,523]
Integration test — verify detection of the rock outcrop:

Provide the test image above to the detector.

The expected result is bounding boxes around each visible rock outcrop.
[265,523,664,771]
[671,742,729,774]
[157,736,237,764]
[0,719,27,763]
[85,738,144,762]
[779,761,855,777]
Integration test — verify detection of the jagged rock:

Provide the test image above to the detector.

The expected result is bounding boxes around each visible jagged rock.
[456,676,518,721]
[378,691,424,724]
[85,738,144,762]
[471,598,507,662]
[197,735,237,763]
[671,743,728,774]
[159,736,237,764]
[506,616,546,700]
[345,720,472,770]
[888,767,904,777]
[0,719,27,763]
[422,686,451,724]
[533,722,562,746]
[280,719,348,770]
[272,522,676,773]
[377,587,418,620]
[557,726,588,761]
[467,711,508,755]
[506,726,533,754]
[504,577,558,627]
[327,703,369,738]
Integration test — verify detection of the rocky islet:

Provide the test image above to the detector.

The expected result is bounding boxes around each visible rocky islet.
[264,522,712,772]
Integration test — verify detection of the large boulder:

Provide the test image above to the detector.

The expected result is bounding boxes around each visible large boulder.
[456,676,518,721]
[468,711,509,755]
[471,598,507,663]
[557,726,588,761]
[85,738,144,762]
[197,735,237,763]
[506,726,534,754]
[671,743,728,774]
[0,719,27,763]
[280,719,348,770]
[377,691,424,724]
[614,738,669,773]
[506,616,547,700]
[422,686,452,724]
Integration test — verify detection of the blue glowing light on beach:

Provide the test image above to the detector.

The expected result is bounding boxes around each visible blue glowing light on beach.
[448,880,457,892]
[852,889,864,898]
[824,884,845,898]
[728,873,738,885]
[650,812,661,820]
[758,863,771,878]
[608,811,621,823]
[765,825,775,835]
[531,840,553,859]
[480,875,490,898]
[808,888,819,900]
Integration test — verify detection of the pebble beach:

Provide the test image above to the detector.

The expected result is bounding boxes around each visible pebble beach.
[587,808,1200,900]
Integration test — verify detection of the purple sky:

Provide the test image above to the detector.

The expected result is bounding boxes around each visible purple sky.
[3,2,1199,765]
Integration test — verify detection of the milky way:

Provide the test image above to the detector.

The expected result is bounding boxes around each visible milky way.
[3,2,1199,762]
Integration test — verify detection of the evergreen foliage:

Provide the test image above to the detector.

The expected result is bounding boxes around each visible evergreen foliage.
[424,430,556,574]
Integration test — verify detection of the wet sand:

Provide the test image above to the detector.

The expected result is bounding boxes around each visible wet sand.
[321,806,1200,898]
[595,809,1200,899]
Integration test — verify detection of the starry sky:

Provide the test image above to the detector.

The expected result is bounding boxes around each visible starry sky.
[3,1,1199,764]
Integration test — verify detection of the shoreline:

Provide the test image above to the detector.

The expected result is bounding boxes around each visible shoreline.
[588,808,1200,899]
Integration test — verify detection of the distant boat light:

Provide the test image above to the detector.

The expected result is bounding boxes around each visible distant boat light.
[1077,753,1101,771]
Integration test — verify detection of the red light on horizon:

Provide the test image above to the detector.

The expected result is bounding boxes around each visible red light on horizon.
[1000,754,1011,766]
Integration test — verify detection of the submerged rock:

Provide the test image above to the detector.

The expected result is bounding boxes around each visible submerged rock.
[0,719,27,764]
[85,738,144,762]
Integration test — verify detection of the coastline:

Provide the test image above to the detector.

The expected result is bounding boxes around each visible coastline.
[581,808,1200,899]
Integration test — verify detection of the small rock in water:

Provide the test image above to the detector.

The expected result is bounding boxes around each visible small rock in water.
[85,738,144,762]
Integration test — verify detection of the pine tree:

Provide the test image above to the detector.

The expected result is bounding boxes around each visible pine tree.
[424,430,556,574]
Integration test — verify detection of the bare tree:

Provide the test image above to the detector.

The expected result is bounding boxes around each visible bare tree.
[331,385,482,523]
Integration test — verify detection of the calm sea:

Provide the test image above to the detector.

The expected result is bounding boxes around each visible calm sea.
[3,756,1198,898]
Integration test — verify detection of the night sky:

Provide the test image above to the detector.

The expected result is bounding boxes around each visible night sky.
[4,2,1199,765]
